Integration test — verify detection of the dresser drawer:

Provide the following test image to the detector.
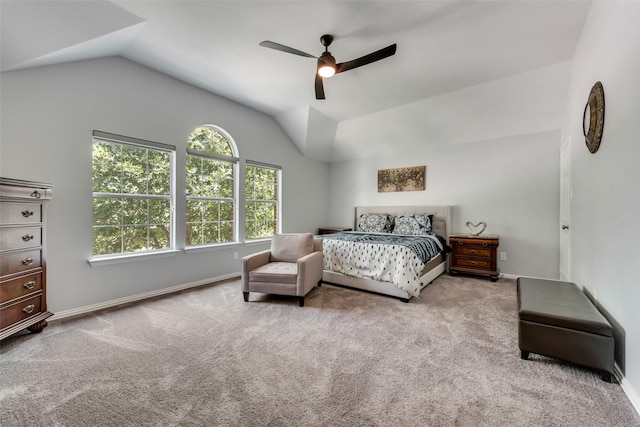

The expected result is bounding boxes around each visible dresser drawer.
[0,183,51,201]
[0,249,42,277]
[452,245,493,258]
[0,203,42,225]
[0,226,42,251]
[1,273,42,304]
[0,294,42,330]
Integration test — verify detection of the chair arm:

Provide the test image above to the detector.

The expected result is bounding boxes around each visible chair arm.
[296,251,324,296]
[242,250,271,291]
[243,249,271,269]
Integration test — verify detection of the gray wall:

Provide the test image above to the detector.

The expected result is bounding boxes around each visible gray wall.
[0,57,330,314]
[327,63,568,279]
[562,1,640,411]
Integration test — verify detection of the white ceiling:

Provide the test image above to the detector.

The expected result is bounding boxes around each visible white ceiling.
[1,0,591,162]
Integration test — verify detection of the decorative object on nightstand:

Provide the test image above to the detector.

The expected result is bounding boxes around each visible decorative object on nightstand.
[1,177,53,340]
[449,233,499,281]
[465,221,487,236]
[317,227,352,235]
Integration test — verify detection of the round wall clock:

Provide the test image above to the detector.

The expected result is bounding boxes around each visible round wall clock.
[583,81,605,153]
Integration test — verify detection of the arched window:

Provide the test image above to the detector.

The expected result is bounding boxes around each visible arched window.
[186,125,238,246]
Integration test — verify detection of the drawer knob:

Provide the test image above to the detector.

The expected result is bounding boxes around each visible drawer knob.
[22,234,35,242]
[482,242,488,247]
[470,261,477,265]
[22,210,35,218]
[23,281,36,290]
[31,190,41,199]
[23,304,35,314]
[22,257,34,266]
[457,240,463,245]
[470,249,476,254]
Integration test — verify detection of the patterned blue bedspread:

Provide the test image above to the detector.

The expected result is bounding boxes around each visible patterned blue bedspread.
[322,232,443,263]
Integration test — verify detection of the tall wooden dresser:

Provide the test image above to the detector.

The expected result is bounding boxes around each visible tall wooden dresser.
[0,178,53,340]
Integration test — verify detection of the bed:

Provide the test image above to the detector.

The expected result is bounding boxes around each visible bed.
[320,205,451,302]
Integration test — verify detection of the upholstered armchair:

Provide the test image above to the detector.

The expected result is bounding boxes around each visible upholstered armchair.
[241,233,323,307]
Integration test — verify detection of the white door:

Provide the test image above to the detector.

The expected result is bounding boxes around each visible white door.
[559,138,571,281]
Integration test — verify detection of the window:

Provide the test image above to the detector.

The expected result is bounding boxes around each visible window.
[92,131,175,257]
[245,161,281,240]
[186,126,238,246]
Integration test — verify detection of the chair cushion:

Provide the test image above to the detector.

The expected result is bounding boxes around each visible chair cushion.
[270,233,314,263]
[249,262,298,284]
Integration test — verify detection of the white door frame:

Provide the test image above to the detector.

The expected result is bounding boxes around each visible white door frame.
[559,137,572,281]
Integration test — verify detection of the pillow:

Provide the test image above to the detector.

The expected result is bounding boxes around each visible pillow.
[392,214,433,235]
[357,213,394,233]
[270,233,314,262]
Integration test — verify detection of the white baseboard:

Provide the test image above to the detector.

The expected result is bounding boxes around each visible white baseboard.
[499,273,563,281]
[49,272,241,321]
[616,363,640,417]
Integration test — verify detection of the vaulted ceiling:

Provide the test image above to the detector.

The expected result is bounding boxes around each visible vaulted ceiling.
[1,1,591,162]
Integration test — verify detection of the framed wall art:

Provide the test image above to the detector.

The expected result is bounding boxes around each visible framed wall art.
[378,165,425,192]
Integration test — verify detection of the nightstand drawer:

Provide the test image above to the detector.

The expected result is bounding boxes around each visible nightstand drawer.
[452,257,492,270]
[0,294,43,330]
[318,227,352,235]
[451,237,498,247]
[452,246,492,258]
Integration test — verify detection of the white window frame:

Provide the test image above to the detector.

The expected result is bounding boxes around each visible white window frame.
[185,125,239,248]
[245,160,282,241]
[89,130,177,266]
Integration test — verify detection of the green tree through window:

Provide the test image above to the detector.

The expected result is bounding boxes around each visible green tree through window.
[186,126,238,246]
[92,132,174,256]
[245,163,280,239]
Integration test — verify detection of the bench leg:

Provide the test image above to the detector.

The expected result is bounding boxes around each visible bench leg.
[520,350,529,360]
[243,292,249,302]
[601,371,612,383]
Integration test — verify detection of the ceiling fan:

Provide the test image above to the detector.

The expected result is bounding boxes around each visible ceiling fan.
[260,35,397,100]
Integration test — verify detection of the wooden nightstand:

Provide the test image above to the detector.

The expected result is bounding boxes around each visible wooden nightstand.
[317,227,352,235]
[449,233,500,281]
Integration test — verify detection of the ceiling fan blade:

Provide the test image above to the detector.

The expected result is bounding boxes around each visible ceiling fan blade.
[335,44,397,74]
[315,74,325,100]
[259,41,317,58]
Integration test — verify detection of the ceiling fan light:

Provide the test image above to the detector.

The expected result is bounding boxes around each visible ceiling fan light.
[318,52,336,78]
[318,64,336,78]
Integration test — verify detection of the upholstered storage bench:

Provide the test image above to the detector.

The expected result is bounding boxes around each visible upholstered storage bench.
[517,277,614,382]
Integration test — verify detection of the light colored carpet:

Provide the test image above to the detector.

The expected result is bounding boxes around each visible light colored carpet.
[1,275,638,426]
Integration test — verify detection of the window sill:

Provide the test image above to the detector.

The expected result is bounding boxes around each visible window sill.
[244,238,272,246]
[184,242,242,254]
[88,250,181,267]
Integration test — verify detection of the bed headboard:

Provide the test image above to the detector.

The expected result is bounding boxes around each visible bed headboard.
[354,205,451,242]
